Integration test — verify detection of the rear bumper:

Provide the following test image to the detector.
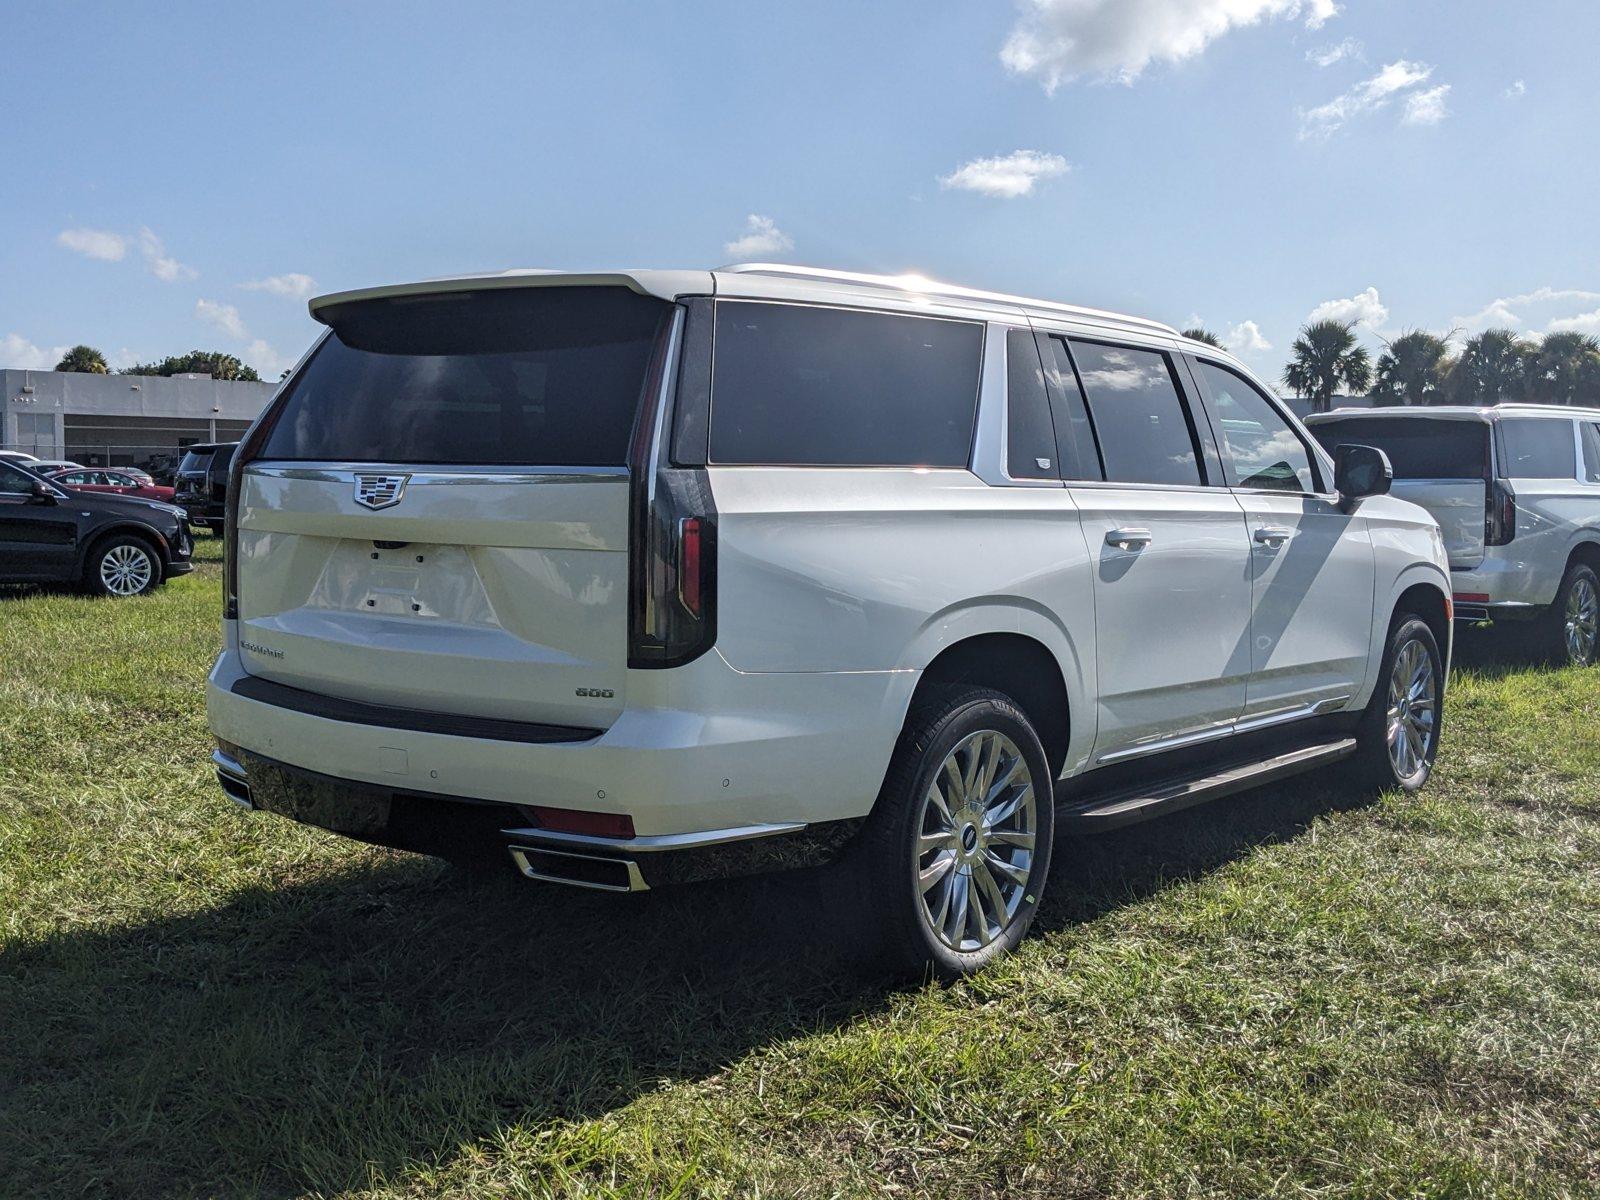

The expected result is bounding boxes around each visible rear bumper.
[1451,555,1557,614]
[206,633,915,852]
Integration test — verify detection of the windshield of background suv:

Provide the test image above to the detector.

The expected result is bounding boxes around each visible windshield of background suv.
[260,287,671,467]
[1309,418,1490,480]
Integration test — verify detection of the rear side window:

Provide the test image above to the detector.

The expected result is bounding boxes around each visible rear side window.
[708,302,982,467]
[1067,340,1202,487]
[261,287,670,466]
[1500,419,1576,480]
[1308,418,1489,480]
[1006,329,1058,480]
[1581,423,1600,483]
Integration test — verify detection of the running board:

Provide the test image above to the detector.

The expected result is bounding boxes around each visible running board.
[1057,737,1358,833]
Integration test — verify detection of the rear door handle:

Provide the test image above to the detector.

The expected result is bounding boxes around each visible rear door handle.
[1253,526,1293,547]
[1105,527,1153,551]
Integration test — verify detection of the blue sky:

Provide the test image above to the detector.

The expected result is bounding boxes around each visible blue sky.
[4,0,1598,385]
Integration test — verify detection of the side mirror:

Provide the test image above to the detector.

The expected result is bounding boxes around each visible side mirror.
[1334,443,1392,512]
[28,480,59,505]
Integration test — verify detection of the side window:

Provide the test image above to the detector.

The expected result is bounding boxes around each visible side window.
[1039,337,1103,480]
[1006,329,1058,480]
[0,463,36,495]
[1500,419,1577,480]
[708,302,983,467]
[1580,423,1600,483]
[1067,340,1203,487]
[1195,360,1317,493]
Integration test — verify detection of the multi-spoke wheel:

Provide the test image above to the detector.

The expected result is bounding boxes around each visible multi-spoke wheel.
[853,686,1053,978]
[1550,563,1599,668]
[1347,613,1443,792]
[86,536,160,598]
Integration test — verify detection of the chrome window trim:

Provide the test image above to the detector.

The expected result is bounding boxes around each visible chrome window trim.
[244,463,629,485]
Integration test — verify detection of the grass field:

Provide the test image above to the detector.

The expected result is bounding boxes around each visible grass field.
[3,536,1599,1198]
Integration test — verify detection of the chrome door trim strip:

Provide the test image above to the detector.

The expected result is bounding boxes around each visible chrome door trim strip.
[1094,695,1353,766]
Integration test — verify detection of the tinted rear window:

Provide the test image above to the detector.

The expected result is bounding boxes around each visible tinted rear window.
[178,450,213,474]
[708,302,982,467]
[1499,419,1576,479]
[260,288,669,466]
[1309,418,1490,480]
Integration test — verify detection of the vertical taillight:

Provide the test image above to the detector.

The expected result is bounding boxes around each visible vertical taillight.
[223,356,301,620]
[1485,479,1517,547]
[627,306,718,668]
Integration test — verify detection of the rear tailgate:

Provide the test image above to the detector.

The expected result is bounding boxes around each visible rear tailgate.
[236,465,631,729]
[1390,479,1487,568]
[232,284,674,734]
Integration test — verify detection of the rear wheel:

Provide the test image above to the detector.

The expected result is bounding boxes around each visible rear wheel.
[851,687,1053,979]
[1546,562,1599,667]
[1345,615,1443,792]
[85,535,160,598]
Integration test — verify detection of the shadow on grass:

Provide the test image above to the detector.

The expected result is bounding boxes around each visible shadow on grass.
[1,767,1388,1198]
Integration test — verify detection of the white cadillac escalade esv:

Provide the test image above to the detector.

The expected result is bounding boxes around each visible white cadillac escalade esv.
[207,264,1452,976]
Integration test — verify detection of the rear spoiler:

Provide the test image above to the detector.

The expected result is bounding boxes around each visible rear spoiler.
[307,269,713,324]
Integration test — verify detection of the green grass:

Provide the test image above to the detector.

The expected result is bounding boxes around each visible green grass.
[3,540,1599,1198]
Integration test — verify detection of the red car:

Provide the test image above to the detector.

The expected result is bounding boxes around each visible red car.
[49,468,177,503]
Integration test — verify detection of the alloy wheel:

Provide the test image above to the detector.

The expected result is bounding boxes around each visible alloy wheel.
[1386,636,1437,782]
[1564,575,1598,665]
[100,544,154,596]
[916,730,1038,953]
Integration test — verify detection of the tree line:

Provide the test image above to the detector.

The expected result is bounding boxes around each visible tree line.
[1184,322,1600,414]
[52,344,262,382]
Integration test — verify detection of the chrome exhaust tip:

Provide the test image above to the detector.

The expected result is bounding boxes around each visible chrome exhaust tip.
[212,748,254,809]
[507,844,649,892]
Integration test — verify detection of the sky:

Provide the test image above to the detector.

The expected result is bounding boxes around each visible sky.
[4,0,1599,386]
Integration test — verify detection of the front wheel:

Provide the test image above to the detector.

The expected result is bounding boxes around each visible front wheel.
[85,536,161,598]
[851,687,1054,979]
[1346,615,1444,792]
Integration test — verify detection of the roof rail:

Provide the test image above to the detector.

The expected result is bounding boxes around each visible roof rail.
[718,263,1179,335]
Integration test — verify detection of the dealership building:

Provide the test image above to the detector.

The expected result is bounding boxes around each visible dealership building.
[1,368,277,471]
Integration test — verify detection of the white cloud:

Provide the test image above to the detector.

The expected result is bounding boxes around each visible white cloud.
[195,299,248,339]
[137,227,196,282]
[1002,0,1339,90]
[1453,287,1600,333]
[1298,59,1440,139]
[241,272,317,300]
[1308,286,1388,330]
[1505,79,1526,99]
[1224,320,1273,353]
[1547,310,1600,337]
[939,149,1069,198]
[245,339,294,378]
[57,227,127,262]
[0,333,70,371]
[1402,83,1451,126]
[1307,37,1361,67]
[723,214,794,259]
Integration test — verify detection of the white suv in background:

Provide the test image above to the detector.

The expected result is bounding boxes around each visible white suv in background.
[1307,405,1600,667]
[207,265,1451,976]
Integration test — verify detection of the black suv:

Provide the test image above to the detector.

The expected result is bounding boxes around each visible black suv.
[173,442,238,534]
[0,460,194,597]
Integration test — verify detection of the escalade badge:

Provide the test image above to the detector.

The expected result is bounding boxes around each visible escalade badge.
[354,473,410,510]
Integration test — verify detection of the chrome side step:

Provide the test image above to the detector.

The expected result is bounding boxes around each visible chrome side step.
[1057,737,1358,833]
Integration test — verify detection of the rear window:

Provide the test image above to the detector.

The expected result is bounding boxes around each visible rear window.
[1499,419,1576,480]
[177,449,214,475]
[260,287,670,466]
[1309,418,1490,480]
[708,302,982,467]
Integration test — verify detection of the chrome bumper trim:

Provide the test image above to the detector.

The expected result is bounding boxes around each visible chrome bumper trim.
[497,820,808,854]
[507,845,650,893]
[212,748,254,809]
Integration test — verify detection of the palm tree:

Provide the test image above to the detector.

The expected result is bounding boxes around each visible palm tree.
[1529,331,1600,406]
[1181,327,1224,348]
[1283,319,1372,414]
[1370,331,1453,407]
[1446,328,1532,405]
[54,344,109,374]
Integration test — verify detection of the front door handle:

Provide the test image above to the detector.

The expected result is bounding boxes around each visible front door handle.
[1105,527,1153,551]
[1253,526,1293,547]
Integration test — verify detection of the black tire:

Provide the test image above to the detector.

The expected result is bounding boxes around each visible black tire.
[83,534,162,598]
[1344,614,1444,793]
[849,686,1054,979]
[1542,562,1599,668]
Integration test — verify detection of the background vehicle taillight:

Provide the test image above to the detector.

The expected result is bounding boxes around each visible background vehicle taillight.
[1485,479,1517,547]
[627,307,718,668]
